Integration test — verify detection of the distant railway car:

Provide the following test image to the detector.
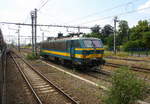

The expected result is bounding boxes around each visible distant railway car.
[40,37,105,69]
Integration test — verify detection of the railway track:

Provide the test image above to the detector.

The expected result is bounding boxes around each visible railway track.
[11,52,80,104]
[43,58,112,83]
[15,50,150,84]
[105,62,150,73]
[105,56,150,63]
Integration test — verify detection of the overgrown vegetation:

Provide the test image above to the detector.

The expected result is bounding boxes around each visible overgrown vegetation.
[104,51,129,57]
[104,67,149,104]
[26,53,39,60]
[84,20,150,52]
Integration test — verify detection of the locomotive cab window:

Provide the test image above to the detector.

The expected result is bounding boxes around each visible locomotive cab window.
[92,40,103,48]
[83,39,103,48]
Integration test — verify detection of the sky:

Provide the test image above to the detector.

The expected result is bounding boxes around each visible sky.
[0,0,150,45]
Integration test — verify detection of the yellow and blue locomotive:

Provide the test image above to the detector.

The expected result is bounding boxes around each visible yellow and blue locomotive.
[40,37,105,68]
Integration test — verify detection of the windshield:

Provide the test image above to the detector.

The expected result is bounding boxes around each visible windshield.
[93,40,103,47]
[83,40,93,48]
[83,39,103,48]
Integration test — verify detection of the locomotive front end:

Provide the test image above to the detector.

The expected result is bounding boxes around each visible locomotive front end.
[74,38,105,67]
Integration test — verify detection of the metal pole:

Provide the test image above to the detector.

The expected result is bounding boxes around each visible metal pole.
[18,25,20,52]
[78,27,80,37]
[34,8,37,56]
[78,27,80,33]
[42,32,44,42]
[31,11,34,53]
[114,16,117,55]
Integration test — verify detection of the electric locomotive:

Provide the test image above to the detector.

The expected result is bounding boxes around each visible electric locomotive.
[40,37,105,69]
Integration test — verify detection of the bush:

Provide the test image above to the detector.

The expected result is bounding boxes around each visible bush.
[26,53,39,60]
[107,35,114,50]
[104,67,148,104]
[123,40,145,51]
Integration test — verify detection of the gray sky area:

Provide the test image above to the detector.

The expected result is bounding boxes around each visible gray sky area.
[0,0,150,45]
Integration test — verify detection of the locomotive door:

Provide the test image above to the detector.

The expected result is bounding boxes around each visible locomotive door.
[69,40,75,59]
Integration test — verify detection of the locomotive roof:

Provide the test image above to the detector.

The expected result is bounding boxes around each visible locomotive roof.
[49,37,101,41]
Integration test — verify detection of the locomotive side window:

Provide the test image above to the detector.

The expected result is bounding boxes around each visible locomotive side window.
[73,40,81,48]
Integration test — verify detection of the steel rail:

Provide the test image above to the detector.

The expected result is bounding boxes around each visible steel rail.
[13,52,79,104]
[105,56,150,63]
[10,54,43,104]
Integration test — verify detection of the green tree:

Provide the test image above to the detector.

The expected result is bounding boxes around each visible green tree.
[130,20,150,41]
[123,20,150,50]
[136,20,149,32]
[101,24,114,37]
[84,32,102,38]
[101,24,114,44]
[107,35,114,50]
[91,25,101,33]
[84,25,102,39]
[117,20,129,45]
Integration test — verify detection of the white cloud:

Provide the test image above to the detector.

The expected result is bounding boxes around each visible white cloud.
[138,0,150,14]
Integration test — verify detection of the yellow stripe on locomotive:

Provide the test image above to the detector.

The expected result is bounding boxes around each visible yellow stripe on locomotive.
[75,48,104,51]
[42,48,104,59]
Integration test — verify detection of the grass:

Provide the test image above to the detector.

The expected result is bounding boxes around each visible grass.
[104,50,150,57]
[104,51,129,57]
[26,53,39,60]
